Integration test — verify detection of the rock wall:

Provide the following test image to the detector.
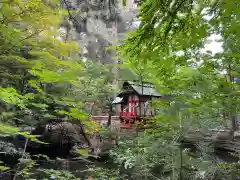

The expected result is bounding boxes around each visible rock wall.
[59,0,138,63]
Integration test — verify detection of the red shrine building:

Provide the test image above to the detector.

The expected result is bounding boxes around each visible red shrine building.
[112,81,162,128]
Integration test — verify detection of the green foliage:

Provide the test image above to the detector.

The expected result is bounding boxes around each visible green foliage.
[0,0,117,179]
[0,122,19,134]
[114,0,240,179]
[88,167,121,180]
[17,159,36,179]
[75,148,89,158]
[0,161,9,171]
[0,0,78,125]
[4,0,240,179]
[0,0,115,131]
[37,169,78,180]
[0,88,23,106]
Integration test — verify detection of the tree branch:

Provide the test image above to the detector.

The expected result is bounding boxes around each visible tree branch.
[62,0,83,23]
[164,0,187,40]
[0,29,46,55]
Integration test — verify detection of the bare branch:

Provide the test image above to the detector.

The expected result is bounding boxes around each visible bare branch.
[62,0,83,23]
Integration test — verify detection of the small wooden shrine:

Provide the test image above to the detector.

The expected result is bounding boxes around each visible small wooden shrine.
[112,81,162,128]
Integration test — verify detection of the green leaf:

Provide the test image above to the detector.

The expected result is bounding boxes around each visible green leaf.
[0,165,9,171]
[0,123,19,135]
[122,0,127,7]
[76,148,89,158]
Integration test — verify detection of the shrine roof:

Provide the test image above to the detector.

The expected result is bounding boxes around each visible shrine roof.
[123,81,162,97]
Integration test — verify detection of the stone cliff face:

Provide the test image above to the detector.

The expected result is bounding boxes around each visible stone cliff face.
[59,0,138,65]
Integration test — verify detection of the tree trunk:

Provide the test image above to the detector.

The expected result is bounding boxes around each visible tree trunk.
[107,104,112,127]
[79,124,92,148]
[179,147,183,180]
[229,112,237,139]
[226,63,237,139]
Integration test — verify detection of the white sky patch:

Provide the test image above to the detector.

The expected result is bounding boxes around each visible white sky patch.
[175,50,184,56]
[132,20,141,28]
[202,8,214,21]
[203,34,223,55]
[82,57,87,62]
[201,12,223,55]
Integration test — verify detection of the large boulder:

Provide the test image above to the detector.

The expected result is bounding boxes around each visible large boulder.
[33,121,87,145]
[27,121,90,159]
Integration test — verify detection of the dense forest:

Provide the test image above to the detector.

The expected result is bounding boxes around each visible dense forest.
[1,0,240,179]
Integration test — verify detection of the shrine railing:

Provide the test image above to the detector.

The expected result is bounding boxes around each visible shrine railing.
[120,111,136,117]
